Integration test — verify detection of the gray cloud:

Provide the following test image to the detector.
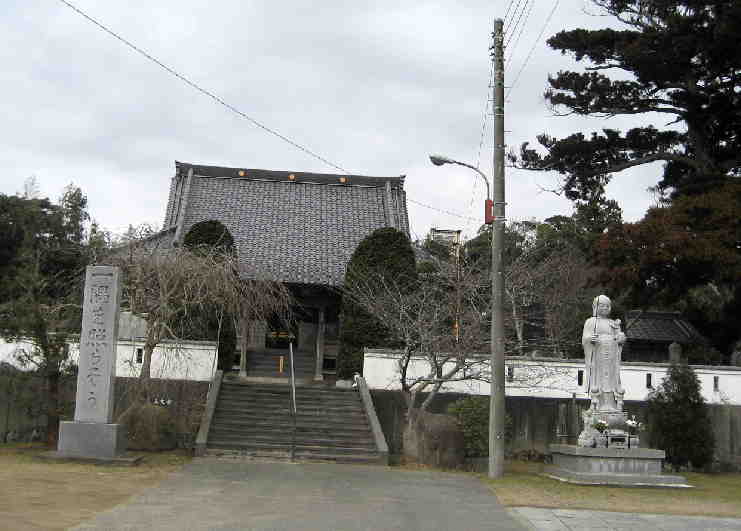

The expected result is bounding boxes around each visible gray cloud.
[1,0,658,238]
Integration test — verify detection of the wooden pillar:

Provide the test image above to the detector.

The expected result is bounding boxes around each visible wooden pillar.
[314,308,326,381]
[239,317,248,378]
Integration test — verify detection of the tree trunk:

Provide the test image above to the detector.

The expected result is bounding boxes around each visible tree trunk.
[3,389,12,444]
[137,341,157,403]
[46,370,60,448]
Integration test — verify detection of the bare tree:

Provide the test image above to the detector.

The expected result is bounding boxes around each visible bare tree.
[344,261,492,421]
[112,229,291,400]
[345,251,587,428]
[504,240,598,358]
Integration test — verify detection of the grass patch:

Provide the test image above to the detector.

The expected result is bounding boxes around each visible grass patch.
[485,461,741,518]
[0,442,191,530]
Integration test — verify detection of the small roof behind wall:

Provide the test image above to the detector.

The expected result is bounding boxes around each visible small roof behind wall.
[625,311,708,345]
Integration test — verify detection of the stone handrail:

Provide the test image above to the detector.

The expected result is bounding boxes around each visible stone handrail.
[353,374,389,462]
[194,370,223,456]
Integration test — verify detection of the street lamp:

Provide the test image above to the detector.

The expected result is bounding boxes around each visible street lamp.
[429,155,491,201]
[429,153,505,479]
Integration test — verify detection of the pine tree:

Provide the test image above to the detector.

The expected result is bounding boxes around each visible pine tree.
[647,363,715,470]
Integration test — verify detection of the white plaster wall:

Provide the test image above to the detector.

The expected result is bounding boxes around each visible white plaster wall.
[0,338,217,382]
[363,349,741,405]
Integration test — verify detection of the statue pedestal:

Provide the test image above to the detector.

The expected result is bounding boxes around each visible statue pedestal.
[545,444,691,488]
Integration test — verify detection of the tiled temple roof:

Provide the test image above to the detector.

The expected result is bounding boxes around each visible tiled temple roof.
[625,311,707,344]
[158,161,409,286]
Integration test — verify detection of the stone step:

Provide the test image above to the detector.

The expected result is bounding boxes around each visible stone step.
[212,414,371,429]
[216,398,361,409]
[247,357,314,365]
[244,363,313,369]
[214,406,365,418]
[210,424,375,446]
[209,418,373,434]
[218,387,360,400]
[216,392,362,405]
[206,439,379,456]
[210,430,376,451]
[203,447,383,464]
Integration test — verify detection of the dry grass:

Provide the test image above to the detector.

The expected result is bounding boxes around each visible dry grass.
[486,461,741,518]
[0,443,190,531]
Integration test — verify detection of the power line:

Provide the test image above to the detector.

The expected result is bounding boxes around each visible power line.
[503,0,526,35]
[506,0,561,103]
[505,0,536,68]
[476,29,496,169]
[502,0,518,27]
[504,0,532,50]
[56,0,349,173]
[407,198,480,222]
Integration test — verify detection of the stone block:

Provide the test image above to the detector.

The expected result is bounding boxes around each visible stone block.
[57,421,127,459]
[547,444,691,487]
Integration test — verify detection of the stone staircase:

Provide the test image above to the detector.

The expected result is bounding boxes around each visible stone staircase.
[246,350,315,379]
[205,381,384,464]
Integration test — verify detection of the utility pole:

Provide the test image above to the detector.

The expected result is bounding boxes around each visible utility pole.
[489,17,506,480]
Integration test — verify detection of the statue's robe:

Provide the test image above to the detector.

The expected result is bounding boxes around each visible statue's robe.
[582,317,624,400]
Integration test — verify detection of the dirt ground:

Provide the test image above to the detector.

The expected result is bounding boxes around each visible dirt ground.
[0,443,190,531]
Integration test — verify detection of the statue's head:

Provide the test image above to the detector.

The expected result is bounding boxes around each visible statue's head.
[592,295,611,317]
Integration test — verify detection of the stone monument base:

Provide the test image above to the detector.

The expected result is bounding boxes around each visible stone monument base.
[57,421,127,459]
[545,444,691,488]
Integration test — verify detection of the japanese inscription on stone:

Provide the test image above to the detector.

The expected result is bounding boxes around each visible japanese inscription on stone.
[74,266,121,424]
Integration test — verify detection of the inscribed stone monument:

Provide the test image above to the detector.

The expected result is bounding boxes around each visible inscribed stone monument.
[57,266,127,459]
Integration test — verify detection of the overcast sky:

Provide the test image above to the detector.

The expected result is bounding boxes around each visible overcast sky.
[1,0,665,241]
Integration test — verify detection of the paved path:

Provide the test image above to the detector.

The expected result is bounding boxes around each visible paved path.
[73,458,523,531]
[509,507,741,530]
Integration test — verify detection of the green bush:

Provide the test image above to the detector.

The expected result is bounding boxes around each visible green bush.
[647,362,715,470]
[447,396,512,458]
[338,228,417,378]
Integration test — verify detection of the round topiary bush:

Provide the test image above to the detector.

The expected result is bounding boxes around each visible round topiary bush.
[183,220,234,253]
[338,227,417,378]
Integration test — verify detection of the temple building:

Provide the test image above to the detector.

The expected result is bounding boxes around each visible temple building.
[155,161,410,382]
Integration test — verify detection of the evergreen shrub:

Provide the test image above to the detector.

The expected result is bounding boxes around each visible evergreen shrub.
[448,396,512,458]
[338,228,417,378]
[647,362,715,470]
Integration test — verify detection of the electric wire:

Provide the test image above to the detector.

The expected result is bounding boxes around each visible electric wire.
[407,198,479,222]
[506,0,561,103]
[56,0,349,173]
[503,0,526,36]
[502,0,518,28]
[504,0,532,49]
[505,0,536,68]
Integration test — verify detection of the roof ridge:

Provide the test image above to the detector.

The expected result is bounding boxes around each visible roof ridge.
[175,161,405,188]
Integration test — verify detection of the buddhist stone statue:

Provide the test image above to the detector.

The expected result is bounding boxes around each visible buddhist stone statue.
[578,294,629,447]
